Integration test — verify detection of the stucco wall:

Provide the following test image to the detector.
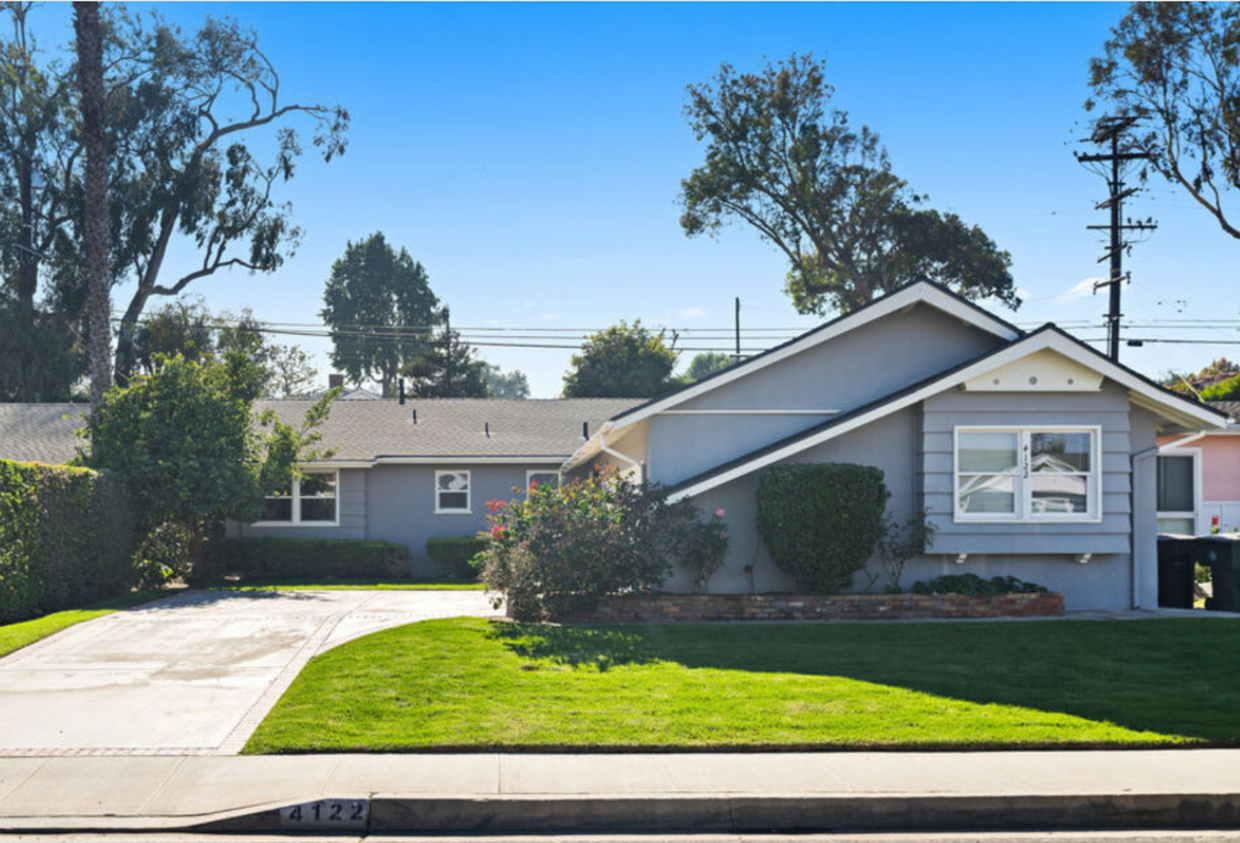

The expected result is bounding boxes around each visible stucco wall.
[1201,435,1240,501]
[646,303,1005,487]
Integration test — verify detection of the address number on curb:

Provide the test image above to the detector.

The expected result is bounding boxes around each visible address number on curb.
[279,798,369,828]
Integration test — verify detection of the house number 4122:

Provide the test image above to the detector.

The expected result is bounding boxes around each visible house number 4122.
[279,798,369,828]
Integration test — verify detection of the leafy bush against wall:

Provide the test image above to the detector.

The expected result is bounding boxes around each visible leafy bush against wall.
[0,460,136,624]
[194,538,411,584]
[477,469,728,620]
[911,574,1048,596]
[756,463,888,594]
[425,537,488,581]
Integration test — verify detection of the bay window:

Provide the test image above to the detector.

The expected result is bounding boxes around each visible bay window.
[954,427,1100,522]
[258,471,338,525]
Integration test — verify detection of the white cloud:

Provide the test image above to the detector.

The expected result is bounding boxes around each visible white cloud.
[522,300,536,309]
[678,306,707,320]
[538,312,559,322]
[1055,277,1102,302]
[1014,288,1033,303]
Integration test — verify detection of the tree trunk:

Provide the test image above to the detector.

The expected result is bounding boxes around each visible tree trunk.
[73,2,112,408]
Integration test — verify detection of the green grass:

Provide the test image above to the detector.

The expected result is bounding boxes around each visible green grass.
[245,616,1240,753]
[0,591,168,659]
[209,579,486,591]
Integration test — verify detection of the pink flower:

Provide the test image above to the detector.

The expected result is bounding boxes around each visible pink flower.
[715,508,726,518]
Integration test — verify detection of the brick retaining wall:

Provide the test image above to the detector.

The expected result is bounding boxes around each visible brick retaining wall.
[558,591,1064,623]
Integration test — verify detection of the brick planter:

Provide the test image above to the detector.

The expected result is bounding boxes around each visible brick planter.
[554,591,1064,623]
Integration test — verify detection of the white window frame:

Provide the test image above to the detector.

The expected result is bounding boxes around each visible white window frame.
[1156,447,1202,535]
[953,426,1102,524]
[525,469,561,495]
[435,470,472,514]
[253,470,340,527]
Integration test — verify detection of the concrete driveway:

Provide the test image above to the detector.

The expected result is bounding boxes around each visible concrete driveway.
[0,589,502,756]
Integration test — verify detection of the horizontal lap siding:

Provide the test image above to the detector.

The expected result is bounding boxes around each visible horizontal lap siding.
[922,387,1132,556]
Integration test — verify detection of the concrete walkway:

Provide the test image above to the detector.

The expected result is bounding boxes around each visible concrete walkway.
[1,750,1239,833]
[0,589,501,756]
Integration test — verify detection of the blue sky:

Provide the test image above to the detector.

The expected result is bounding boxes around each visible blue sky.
[38,2,1240,396]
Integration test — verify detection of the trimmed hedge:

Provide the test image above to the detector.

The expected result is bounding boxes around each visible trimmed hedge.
[195,538,412,584]
[425,537,487,581]
[0,460,137,624]
[756,463,889,594]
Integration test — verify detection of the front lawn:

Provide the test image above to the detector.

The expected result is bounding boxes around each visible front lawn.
[0,590,167,659]
[245,616,1240,753]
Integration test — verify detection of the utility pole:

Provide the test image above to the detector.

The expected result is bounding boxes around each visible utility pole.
[1076,116,1156,362]
[733,297,741,364]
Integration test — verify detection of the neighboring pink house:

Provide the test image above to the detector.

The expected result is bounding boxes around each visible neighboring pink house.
[1157,401,1240,535]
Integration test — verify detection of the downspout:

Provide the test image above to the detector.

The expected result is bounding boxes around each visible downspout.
[1130,444,1159,610]
[600,431,644,484]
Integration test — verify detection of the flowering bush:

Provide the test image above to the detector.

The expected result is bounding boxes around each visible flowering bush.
[476,469,729,620]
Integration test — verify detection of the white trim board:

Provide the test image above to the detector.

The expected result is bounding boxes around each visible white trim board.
[667,329,1228,502]
[563,282,1021,471]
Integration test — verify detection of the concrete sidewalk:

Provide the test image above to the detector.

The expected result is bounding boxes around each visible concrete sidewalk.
[2,749,1240,834]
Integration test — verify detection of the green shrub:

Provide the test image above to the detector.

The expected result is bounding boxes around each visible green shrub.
[477,469,728,620]
[425,537,488,581]
[0,460,137,624]
[911,573,1048,596]
[194,538,411,584]
[756,463,888,593]
[134,521,194,589]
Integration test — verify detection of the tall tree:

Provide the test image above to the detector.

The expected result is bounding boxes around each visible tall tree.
[1,4,350,386]
[680,54,1016,316]
[1089,3,1240,240]
[0,3,83,401]
[72,2,110,407]
[483,363,530,399]
[321,232,440,397]
[682,352,731,382]
[562,321,678,398]
[403,310,489,398]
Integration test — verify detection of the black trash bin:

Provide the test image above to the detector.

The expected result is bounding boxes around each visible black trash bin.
[1197,536,1240,613]
[1157,536,1198,609]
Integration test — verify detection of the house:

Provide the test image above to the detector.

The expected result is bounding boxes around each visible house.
[1157,401,1240,535]
[0,398,635,578]
[561,280,1227,609]
[0,280,1227,607]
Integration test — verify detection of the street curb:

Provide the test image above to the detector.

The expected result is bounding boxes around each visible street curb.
[5,792,1240,835]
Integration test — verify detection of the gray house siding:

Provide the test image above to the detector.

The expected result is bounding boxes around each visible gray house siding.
[921,384,1133,556]
[231,468,368,541]
[665,408,917,594]
[1130,405,1160,609]
[647,303,1006,487]
[365,462,557,577]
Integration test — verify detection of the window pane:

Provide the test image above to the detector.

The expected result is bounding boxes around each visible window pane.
[1031,474,1089,515]
[1157,456,1194,513]
[528,472,559,490]
[438,491,468,510]
[1157,517,1195,535]
[438,472,469,492]
[300,472,336,497]
[958,474,1016,514]
[262,498,293,522]
[958,432,1019,473]
[1031,432,1091,473]
[300,498,337,522]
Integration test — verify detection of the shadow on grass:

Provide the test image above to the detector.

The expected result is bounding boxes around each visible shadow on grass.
[489,623,658,670]
[489,618,1240,742]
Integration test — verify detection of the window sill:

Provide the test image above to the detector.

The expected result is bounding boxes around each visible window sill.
[249,521,342,528]
[952,515,1103,525]
[434,509,473,516]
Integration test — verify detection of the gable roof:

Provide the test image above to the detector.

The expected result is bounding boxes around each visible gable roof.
[0,399,638,467]
[666,324,1230,501]
[564,279,1023,470]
